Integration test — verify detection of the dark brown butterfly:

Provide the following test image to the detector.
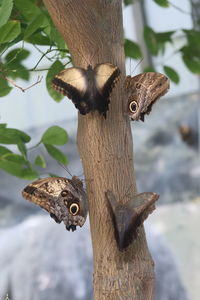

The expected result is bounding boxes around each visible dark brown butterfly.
[105,191,159,250]
[22,176,88,231]
[125,72,169,121]
[52,63,121,117]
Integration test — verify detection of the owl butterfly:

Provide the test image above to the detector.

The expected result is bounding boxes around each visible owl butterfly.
[125,72,170,121]
[22,176,88,231]
[52,63,121,117]
[105,191,159,250]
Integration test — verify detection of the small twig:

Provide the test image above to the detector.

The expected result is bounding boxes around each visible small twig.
[168,1,192,15]
[4,75,43,92]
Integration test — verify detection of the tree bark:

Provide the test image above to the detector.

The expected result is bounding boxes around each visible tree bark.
[43,1,155,299]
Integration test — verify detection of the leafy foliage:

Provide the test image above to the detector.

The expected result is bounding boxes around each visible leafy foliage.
[0,123,69,179]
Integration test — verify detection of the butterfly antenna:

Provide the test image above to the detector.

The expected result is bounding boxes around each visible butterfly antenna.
[131,58,144,76]
[57,162,73,177]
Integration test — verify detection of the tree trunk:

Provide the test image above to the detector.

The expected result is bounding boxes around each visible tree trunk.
[43,1,155,299]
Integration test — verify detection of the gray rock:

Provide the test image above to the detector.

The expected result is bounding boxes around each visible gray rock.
[0,215,189,300]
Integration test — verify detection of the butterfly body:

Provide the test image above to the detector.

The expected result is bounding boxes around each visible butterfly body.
[52,63,121,117]
[22,176,88,231]
[125,72,169,121]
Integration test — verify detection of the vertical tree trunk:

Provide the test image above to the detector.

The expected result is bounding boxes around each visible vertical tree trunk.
[43,1,155,299]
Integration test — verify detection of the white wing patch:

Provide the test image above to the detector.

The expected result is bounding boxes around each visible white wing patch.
[55,67,87,94]
[94,63,118,92]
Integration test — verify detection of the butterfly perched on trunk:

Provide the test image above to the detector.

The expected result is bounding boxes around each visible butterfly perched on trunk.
[105,190,159,250]
[52,63,121,117]
[22,176,88,231]
[125,72,170,121]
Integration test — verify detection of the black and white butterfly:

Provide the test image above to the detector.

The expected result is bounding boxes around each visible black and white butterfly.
[52,63,121,117]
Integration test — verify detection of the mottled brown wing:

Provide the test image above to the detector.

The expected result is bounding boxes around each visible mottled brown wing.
[125,72,169,121]
[22,177,70,214]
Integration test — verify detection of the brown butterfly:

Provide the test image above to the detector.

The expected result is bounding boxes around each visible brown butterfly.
[125,72,170,121]
[52,63,121,117]
[22,176,88,231]
[105,191,159,250]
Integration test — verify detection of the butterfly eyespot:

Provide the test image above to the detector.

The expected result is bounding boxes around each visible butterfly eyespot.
[61,190,68,197]
[69,203,80,215]
[129,101,138,113]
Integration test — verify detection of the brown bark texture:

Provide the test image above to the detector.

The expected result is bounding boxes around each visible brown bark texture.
[43,0,155,299]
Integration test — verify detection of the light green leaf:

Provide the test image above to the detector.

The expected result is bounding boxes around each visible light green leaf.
[34,155,46,168]
[0,20,21,43]
[144,26,158,56]
[0,145,12,156]
[46,60,65,102]
[24,14,49,39]
[163,65,180,84]
[143,66,156,73]
[41,126,68,145]
[0,77,12,97]
[17,141,27,157]
[0,0,13,27]
[0,158,38,179]
[25,32,51,46]
[14,0,40,20]
[153,0,169,7]
[124,39,143,59]
[0,123,7,128]
[5,48,30,63]
[0,128,31,144]
[44,144,68,165]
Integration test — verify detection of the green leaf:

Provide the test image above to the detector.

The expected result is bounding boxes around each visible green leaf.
[144,26,158,56]
[183,29,200,49]
[0,123,7,128]
[153,0,169,7]
[41,126,68,145]
[124,0,133,5]
[143,66,156,73]
[47,19,66,49]
[0,20,21,43]
[0,77,12,97]
[34,155,46,168]
[163,65,180,84]
[156,31,174,44]
[46,60,65,102]
[14,0,40,20]
[0,128,31,144]
[181,46,200,74]
[24,14,49,39]
[2,152,26,164]
[17,141,27,157]
[25,32,52,46]
[124,39,143,59]
[0,0,13,27]
[44,144,68,165]
[0,157,38,179]
[0,145,12,156]
[5,48,30,63]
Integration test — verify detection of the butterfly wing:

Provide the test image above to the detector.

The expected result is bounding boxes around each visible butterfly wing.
[22,177,70,220]
[125,72,169,121]
[93,63,120,116]
[52,67,91,112]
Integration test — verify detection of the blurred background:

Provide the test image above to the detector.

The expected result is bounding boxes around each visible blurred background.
[0,1,199,300]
